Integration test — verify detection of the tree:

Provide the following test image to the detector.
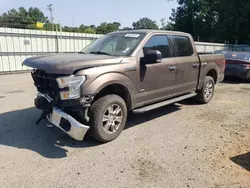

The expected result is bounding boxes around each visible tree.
[44,21,61,31]
[83,27,96,34]
[160,18,166,29]
[122,27,133,30]
[96,22,121,34]
[28,7,47,23]
[169,0,202,37]
[0,7,48,28]
[132,17,159,29]
[168,0,250,44]
[213,0,250,44]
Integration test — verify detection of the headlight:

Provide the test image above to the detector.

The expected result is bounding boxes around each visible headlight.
[56,76,86,100]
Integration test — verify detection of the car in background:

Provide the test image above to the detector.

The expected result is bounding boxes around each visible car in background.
[214,50,229,55]
[223,51,250,80]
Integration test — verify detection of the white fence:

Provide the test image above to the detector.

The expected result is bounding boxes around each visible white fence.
[194,42,250,53]
[0,27,102,73]
[0,27,250,73]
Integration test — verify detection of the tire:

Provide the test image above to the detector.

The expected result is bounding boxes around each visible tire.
[196,76,215,104]
[89,94,127,143]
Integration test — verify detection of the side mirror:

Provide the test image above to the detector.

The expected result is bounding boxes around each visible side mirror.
[143,50,162,64]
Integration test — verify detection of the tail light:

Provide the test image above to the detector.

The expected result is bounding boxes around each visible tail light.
[223,59,226,65]
[240,64,250,68]
[222,60,226,71]
[216,59,226,72]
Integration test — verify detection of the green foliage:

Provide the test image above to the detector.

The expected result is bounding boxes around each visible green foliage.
[96,22,121,34]
[0,7,160,35]
[62,26,77,32]
[78,24,96,33]
[132,17,159,30]
[169,0,250,44]
[83,27,96,34]
[3,3,250,44]
[122,27,133,30]
[0,7,47,28]
[44,22,61,31]
[0,7,121,34]
[28,7,47,23]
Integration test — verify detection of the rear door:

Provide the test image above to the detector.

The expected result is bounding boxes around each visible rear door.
[169,35,200,95]
[136,34,176,106]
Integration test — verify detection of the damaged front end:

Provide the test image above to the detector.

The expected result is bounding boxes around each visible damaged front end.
[32,70,91,141]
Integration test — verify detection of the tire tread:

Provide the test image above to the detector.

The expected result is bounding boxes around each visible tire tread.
[89,95,127,142]
[196,76,215,104]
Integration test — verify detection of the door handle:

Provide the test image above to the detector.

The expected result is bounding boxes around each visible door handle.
[169,65,177,71]
[193,63,200,68]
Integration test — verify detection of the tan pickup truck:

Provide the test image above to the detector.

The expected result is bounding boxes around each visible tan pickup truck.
[23,30,225,142]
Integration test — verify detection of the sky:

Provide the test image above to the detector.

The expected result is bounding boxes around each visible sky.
[0,0,178,28]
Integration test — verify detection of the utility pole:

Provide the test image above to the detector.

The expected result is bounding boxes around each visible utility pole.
[47,4,54,31]
[160,18,166,30]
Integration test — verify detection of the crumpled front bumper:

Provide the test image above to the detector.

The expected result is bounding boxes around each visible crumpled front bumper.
[47,107,90,141]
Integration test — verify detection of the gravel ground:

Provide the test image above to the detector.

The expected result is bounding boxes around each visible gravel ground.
[0,73,249,188]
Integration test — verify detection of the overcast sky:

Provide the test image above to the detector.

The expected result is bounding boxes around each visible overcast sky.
[0,0,178,27]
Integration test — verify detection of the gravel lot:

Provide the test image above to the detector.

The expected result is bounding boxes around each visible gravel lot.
[0,73,249,188]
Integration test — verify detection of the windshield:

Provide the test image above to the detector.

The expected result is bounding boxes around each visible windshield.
[80,33,145,56]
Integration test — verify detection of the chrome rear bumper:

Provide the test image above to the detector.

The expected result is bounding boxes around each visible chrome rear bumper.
[47,107,90,141]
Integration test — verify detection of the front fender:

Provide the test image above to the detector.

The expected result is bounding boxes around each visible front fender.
[82,72,137,97]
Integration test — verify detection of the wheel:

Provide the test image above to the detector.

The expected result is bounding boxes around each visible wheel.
[89,94,127,143]
[196,76,215,104]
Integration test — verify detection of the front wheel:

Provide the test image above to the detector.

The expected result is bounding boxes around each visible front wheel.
[89,95,127,143]
[196,76,215,104]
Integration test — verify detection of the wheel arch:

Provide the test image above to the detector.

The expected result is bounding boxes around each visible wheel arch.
[206,69,218,83]
[94,83,133,111]
[197,62,219,90]
[84,73,136,111]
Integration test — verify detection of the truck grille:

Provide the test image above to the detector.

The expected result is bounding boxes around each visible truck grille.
[31,70,60,99]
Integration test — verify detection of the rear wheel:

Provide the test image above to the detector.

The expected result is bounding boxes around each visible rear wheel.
[196,76,215,104]
[89,94,127,143]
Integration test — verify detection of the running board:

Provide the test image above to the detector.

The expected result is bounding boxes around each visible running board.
[133,93,197,114]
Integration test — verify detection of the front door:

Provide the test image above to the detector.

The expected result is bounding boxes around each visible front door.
[136,34,177,106]
[170,35,200,95]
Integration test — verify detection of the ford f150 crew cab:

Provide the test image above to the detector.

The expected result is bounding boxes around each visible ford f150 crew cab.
[23,30,225,143]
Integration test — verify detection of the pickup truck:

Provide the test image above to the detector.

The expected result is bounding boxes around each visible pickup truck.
[23,30,225,143]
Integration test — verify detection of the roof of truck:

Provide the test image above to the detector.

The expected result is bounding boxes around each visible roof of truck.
[111,29,188,35]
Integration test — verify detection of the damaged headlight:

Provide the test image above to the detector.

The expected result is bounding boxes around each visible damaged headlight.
[56,76,86,100]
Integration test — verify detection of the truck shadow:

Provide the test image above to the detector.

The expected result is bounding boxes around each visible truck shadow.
[230,152,250,172]
[0,104,181,159]
[126,104,181,129]
[0,107,94,159]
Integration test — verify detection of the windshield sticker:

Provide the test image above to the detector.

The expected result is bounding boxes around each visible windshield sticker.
[123,47,130,53]
[124,33,140,38]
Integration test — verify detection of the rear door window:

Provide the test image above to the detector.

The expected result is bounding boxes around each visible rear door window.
[171,35,194,57]
[143,35,173,58]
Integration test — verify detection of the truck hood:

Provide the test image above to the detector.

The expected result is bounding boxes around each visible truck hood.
[23,53,123,74]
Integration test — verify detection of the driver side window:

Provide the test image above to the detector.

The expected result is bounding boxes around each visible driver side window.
[143,35,173,58]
